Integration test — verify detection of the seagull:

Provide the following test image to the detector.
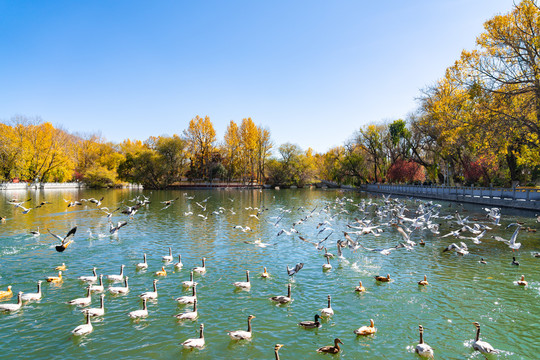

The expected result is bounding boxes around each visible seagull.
[358,243,404,255]
[100,207,120,219]
[286,263,304,277]
[48,226,77,252]
[89,197,105,207]
[109,221,128,234]
[443,242,469,255]
[491,225,521,250]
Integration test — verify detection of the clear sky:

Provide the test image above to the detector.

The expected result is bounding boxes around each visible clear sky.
[0,0,515,153]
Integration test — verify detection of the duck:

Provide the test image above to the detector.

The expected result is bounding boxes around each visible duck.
[525,227,536,232]
[511,257,520,266]
[232,270,251,289]
[109,276,129,295]
[298,314,321,329]
[375,274,391,282]
[320,294,334,317]
[479,258,487,264]
[316,338,343,354]
[418,275,429,286]
[322,257,332,270]
[415,325,434,358]
[0,285,13,299]
[227,315,255,340]
[193,257,207,274]
[182,271,198,288]
[174,254,183,269]
[139,279,158,300]
[354,319,377,335]
[181,323,205,349]
[175,283,197,304]
[355,281,366,293]
[0,292,23,312]
[174,298,198,321]
[55,263,67,271]
[534,252,540,258]
[270,283,293,304]
[419,238,426,246]
[472,322,497,354]
[517,274,528,286]
[46,271,63,283]
[155,266,167,277]
[82,294,105,317]
[162,247,173,262]
[261,267,269,278]
[89,275,104,292]
[71,313,93,336]
[67,287,92,306]
[274,344,284,360]
[128,298,148,319]
[107,264,125,282]
[136,254,148,270]
[78,267,97,282]
[22,281,42,301]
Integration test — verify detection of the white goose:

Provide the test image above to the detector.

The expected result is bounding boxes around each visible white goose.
[174,298,198,321]
[193,258,207,274]
[136,254,148,270]
[22,281,42,301]
[182,271,198,288]
[82,294,105,317]
[320,294,334,317]
[174,254,183,269]
[175,283,197,304]
[109,277,129,295]
[107,265,125,282]
[72,313,93,336]
[0,292,23,312]
[322,257,332,270]
[415,325,434,358]
[181,323,205,349]
[269,284,292,304]
[139,279,158,300]
[78,267,97,283]
[228,315,255,340]
[128,298,148,319]
[232,270,251,289]
[162,247,173,262]
[68,287,92,306]
[472,322,497,354]
[89,275,104,292]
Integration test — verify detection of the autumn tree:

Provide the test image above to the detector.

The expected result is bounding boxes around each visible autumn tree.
[184,115,216,180]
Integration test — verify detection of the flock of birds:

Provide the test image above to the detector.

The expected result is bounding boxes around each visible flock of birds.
[1,191,539,358]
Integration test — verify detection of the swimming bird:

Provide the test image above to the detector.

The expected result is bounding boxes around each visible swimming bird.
[182,271,198,288]
[176,283,197,304]
[71,313,93,336]
[128,298,148,319]
[316,338,343,354]
[355,281,366,292]
[67,287,92,306]
[415,325,434,358]
[517,275,528,286]
[193,258,206,274]
[55,263,67,271]
[136,254,148,270]
[174,254,183,269]
[174,299,198,321]
[274,344,284,360]
[375,274,391,282]
[30,227,40,236]
[286,263,304,277]
[82,294,105,317]
[22,281,42,301]
[48,226,77,252]
[472,322,497,354]
[155,267,167,276]
[181,323,205,349]
[227,315,255,340]
[299,314,321,328]
[418,275,429,286]
[0,285,13,299]
[322,256,332,270]
[46,271,63,283]
[232,270,251,289]
[261,267,269,278]
[479,258,487,264]
[162,247,173,262]
[89,275,104,292]
[139,279,158,300]
[511,257,520,266]
[107,264,125,282]
[320,295,334,317]
[270,283,293,304]
[0,292,23,312]
[79,267,98,283]
[109,277,129,295]
[354,319,377,335]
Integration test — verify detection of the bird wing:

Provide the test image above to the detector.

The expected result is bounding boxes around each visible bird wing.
[63,226,77,242]
[47,229,64,242]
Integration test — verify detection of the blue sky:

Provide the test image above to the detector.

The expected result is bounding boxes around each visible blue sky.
[0,0,514,153]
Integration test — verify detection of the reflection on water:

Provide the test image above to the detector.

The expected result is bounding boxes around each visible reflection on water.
[0,188,539,359]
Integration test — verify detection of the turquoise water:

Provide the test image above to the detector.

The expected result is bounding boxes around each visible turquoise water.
[0,188,539,359]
